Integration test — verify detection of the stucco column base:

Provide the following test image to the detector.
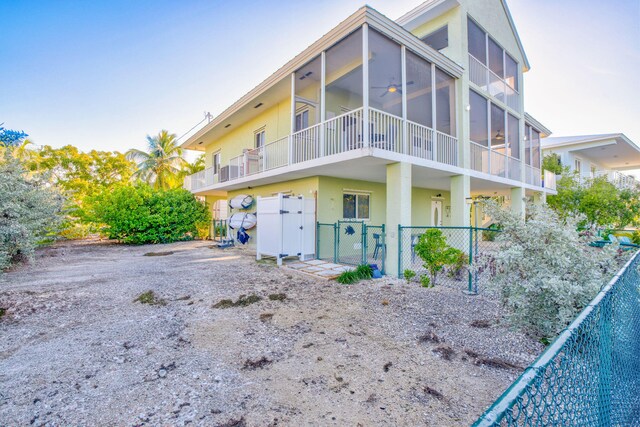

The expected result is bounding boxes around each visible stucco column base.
[450,175,471,227]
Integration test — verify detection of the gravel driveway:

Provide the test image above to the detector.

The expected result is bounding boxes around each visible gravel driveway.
[0,240,542,426]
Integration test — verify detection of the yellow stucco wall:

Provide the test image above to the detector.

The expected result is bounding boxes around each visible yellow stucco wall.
[203,98,292,168]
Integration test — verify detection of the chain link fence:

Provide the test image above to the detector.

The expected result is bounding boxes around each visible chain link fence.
[398,226,501,292]
[316,222,386,274]
[473,250,640,426]
[211,219,227,242]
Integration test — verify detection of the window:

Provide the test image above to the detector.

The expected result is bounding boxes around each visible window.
[212,151,221,174]
[469,90,488,146]
[524,124,532,165]
[490,103,506,154]
[574,158,582,173]
[467,18,486,64]
[406,50,432,127]
[435,69,456,136]
[295,55,320,130]
[591,165,597,178]
[531,129,541,168]
[325,28,363,119]
[505,53,518,91]
[254,128,265,148]
[369,28,402,117]
[488,37,504,77]
[422,25,448,51]
[343,193,370,220]
[507,113,519,159]
[295,109,309,131]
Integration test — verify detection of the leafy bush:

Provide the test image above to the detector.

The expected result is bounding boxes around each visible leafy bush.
[475,200,618,340]
[420,274,431,288]
[447,251,469,280]
[414,229,463,287]
[482,223,501,241]
[0,157,64,270]
[89,184,211,244]
[403,269,416,282]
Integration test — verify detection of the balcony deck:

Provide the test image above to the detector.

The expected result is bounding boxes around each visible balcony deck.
[185,107,555,194]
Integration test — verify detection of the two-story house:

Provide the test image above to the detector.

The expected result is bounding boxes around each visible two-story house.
[181,0,556,274]
[542,133,640,189]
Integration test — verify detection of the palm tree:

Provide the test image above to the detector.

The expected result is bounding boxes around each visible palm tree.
[126,130,187,189]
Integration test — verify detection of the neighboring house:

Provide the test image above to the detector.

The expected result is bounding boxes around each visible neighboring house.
[542,134,640,190]
[181,0,557,273]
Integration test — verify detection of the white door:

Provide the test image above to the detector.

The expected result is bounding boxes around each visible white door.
[431,200,443,226]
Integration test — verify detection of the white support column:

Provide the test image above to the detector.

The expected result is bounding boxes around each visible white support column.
[386,162,412,277]
[510,186,526,219]
[450,175,471,227]
[486,97,491,174]
[431,62,437,161]
[401,45,407,155]
[362,23,370,148]
[289,72,295,165]
[320,51,326,157]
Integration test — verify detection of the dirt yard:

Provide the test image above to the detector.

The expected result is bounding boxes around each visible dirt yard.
[0,240,542,426]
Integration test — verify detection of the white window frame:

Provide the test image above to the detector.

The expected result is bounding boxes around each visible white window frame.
[254,127,266,148]
[574,158,582,173]
[295,108,309,132]
[342,192,370,220]
[212,151,221,175]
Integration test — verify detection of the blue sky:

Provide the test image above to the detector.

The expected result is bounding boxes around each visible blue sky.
[1,0,639,157]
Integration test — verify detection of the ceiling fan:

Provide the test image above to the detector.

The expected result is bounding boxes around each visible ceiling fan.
[372,80,414,97]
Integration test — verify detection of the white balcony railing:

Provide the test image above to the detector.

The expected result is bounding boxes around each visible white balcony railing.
[594,170,638,190]
[468,54,519,111]
[185,108,461,191]
[525,164,542,187]
[543,170,557,190]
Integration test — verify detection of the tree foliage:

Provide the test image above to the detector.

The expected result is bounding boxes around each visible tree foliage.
[542,153,565,175]
[26,145,135,228]
[126,130,188,190]
[89,184,211,244]
[414,229,463,287]
[547,174,640,228]
[476,200,619,340]
[0,156,65,271]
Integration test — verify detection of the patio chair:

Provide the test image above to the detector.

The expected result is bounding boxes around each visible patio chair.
[372,233,386,260]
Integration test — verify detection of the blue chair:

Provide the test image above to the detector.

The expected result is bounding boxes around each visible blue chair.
[372,233,385,259]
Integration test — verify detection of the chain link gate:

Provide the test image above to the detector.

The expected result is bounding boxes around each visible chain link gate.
[316,222,386,274]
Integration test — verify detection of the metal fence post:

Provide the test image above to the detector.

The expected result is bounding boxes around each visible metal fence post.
[381,224,386,275]
[334,222,339,264]
[468,225,475,294]
[362,223,367,265]
[398,224,403,278]
[316,222,320,260]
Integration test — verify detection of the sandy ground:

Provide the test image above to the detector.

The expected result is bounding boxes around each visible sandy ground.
[0,240,542,426]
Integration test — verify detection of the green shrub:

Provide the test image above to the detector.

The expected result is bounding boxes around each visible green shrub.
[447,251,470,280]
[403,269,416,282]
[0,157,64,271]
[475,200,618,340]
[420,274,432,288]
[633,230,640,245]
[336,264,373,285]
[482,224,501,241]
[355,264,373,279]
[89,184,211,244]
[414,229,463,287]
[336,270,360,285]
